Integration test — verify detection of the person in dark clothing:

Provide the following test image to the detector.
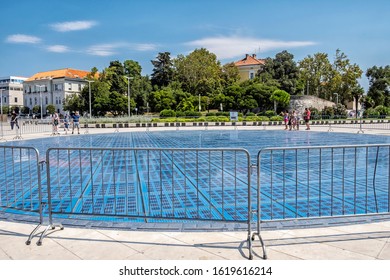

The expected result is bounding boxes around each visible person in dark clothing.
[10,111,19,130]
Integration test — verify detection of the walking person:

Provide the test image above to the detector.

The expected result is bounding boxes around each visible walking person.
[303,108,311,130]
[283,110,289,130]
[72,111,81,134]
[52,112,60,135]
[63,113,70,134]
[10,111,19,130]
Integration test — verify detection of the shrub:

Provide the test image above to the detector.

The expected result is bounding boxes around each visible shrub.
[184,110,201,117]
[175,111,185,117]
[216,111,229,116]
[159,109,176,118]
[363,108,379,118]
[374,105,389,118]
[270,116,283,121]
[265,110,276,117]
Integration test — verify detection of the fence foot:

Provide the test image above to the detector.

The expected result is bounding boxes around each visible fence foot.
[26,223,43,245]
[250,232,267,260]
[26,222,64,246]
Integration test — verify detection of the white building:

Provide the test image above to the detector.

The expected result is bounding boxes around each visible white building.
[0,76,27,112]
[23,68,93,116]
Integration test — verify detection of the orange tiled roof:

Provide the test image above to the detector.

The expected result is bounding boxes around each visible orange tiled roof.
[234,54,265,67]
[26,68,96,82]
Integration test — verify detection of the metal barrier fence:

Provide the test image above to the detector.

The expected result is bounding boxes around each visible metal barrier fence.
[0,120,54,139]
[328,118,390,133]
[0,146,44,230]
[29,147,263,259]
[254,144,390,238]
[6,142,390,259]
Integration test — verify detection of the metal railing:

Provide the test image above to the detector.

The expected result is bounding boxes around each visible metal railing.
[0,146,44,233]
[5,142,390,259]
[29,147,261,259]
[255,144,390,227]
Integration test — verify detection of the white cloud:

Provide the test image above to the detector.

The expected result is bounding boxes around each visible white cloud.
[46,45,70,53]
[6,34,41,44]
[87,44,117,56]
[50,20,97,32]
[86,42,157,56]
[133,43,157,51]
[185,36,317,59]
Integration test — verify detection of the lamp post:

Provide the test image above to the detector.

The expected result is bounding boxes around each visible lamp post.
[36,85,45,120]
[85,80,94,118]
[125,76,133,117]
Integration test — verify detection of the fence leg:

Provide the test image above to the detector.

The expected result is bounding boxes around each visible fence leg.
[328,121,333,132]
[250,217,267,260]
[25,224,43,245]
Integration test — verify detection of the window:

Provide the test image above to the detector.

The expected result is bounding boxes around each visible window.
[45,96,48,105]
[68,83,72,90]
[249,72,254,79]
[15,97,18,103]
[54,83,63,91]
[78,84,82,91]
[30,98,32,105]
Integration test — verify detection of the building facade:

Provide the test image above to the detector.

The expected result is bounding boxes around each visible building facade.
[23,68,92,116]
[234,54,265,82]
[0,76,27,112]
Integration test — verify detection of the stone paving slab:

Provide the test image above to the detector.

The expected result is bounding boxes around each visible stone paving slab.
[1,220,389,260]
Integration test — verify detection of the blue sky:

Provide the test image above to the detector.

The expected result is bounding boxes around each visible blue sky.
[1,0,389,89]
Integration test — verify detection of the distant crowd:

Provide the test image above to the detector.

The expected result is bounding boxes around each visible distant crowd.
[282,108,311,131]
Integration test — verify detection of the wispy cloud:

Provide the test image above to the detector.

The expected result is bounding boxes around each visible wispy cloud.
[46,45,70,53]
[86,42,158,56]
[87,44,117,56]
[6,34,42,44]
[133,43,158,51]
[50,20,98,32]
[185,36,317,59]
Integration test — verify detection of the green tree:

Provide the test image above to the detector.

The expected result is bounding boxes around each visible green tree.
[80,79,111,116]
[298,52,333,98]
[1,105,10,115]
[105,60,127,94]
[108,91,128,116]
[241,81,276,112]
[270,89,290,112]
[151,52,174,88]
[124,60,142,78]
[221,62,240,87]
[259,50,300,95]
[149,87,176,112]
[366,65,390,107]
[46,104,56,115]
[350,85,365,118]
[174,48,223,97]
[63,93,84,113]
[331,49,363,105]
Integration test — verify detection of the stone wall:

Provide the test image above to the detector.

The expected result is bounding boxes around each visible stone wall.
[288,95,335,114]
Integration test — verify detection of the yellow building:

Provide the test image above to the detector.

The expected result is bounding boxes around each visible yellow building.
[234,54,265,82]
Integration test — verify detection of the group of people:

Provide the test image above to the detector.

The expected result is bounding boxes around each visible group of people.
[51,111,81,135]
[283,108,311,131]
